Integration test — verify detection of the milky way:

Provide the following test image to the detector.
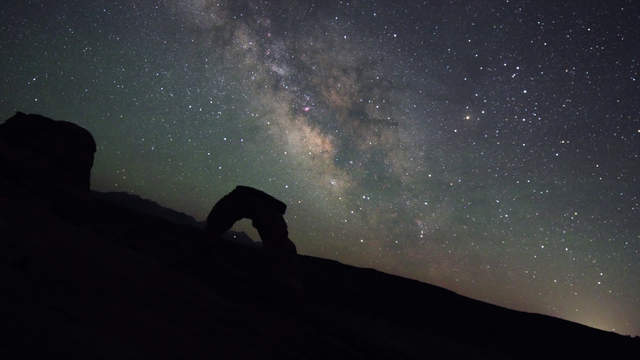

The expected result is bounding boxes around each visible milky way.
[1,0,639,335]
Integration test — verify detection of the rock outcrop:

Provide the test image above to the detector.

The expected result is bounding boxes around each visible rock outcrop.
[206,186,297,254]
[0,112,96,191]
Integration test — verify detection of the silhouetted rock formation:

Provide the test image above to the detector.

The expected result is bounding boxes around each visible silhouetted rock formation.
[206,186,297,254]
[0,112,96,191]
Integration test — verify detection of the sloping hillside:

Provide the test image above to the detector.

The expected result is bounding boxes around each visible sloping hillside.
[1,113,638,358]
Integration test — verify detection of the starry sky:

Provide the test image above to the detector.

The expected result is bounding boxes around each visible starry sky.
[1,0,639,335]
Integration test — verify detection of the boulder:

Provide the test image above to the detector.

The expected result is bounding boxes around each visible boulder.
[0,112,96,191]
[206,186,297,254]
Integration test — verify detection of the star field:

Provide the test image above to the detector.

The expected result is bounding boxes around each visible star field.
[1,0,639,335]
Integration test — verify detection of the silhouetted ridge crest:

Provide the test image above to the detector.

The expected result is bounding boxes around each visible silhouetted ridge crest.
[92,191,200,227]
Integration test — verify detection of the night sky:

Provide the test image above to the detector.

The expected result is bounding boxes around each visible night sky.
[2,0,639,335]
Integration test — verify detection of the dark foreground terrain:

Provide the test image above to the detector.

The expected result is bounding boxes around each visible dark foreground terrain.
[4,187,639,359]
[1,113,638,358]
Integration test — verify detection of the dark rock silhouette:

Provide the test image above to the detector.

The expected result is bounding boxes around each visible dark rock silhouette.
[0,112,96,191]
[206,186,297,254]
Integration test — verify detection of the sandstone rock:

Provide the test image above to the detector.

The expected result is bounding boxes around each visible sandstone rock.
[206,186,297,254]
[0,112,96,191]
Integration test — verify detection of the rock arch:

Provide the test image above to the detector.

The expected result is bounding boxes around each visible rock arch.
[206,186,297,254]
